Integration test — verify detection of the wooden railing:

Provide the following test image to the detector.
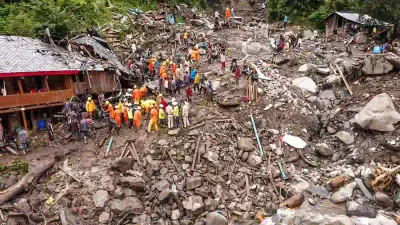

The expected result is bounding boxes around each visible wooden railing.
[0,89,74,110]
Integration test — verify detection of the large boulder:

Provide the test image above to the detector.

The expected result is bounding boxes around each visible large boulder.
[355,93,400,131]
[353,32,368,44]
[385,54,400,69]
[111,158,134,172]
[292,77,318,93]
[362,56,394,75]
[298,63,318,74]
[206,212,228,225]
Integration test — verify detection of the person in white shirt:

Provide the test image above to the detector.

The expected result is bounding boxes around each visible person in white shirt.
[215,11,219,18]
[182,101,190,128]
[220,52,227,72]
[166,103,174,129]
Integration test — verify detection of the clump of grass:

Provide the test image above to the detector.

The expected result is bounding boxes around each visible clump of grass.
[0,160,29,175]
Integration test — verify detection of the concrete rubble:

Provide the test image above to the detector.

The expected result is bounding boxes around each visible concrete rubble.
[2,1,400,225]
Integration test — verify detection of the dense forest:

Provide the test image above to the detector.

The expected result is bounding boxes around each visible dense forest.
[0,0,399,38]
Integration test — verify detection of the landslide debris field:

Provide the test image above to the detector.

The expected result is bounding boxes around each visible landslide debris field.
[2,2,400,225]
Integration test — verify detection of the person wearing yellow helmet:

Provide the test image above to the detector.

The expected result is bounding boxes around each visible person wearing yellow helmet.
[86,96,96,119]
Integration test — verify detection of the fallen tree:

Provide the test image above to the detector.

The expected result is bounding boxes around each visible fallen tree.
[0,159,55,204]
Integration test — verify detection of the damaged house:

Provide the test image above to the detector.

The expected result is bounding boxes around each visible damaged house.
[323,12,393,37]
[0,35,130,131]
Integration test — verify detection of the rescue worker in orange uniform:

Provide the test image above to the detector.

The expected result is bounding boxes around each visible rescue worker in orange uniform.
[170,62,177,74]
[105,101,114,119]
[148,57,155,72]
[133,106,142,132]
[225,7,231,21]
[195,48,201,63]
[123,103,129,125]
[148,105,159,132]
[140,86,147,99]
[132,86,141,104]
[114,105,122,135]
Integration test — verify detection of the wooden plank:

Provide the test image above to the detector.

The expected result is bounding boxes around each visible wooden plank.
[192,135,201,170]
[335,64,353,95]
[131,143,141,166]
[119,142,130,159]
[59,166,82,183]
[5,146,19,156]
[21,110,28,131]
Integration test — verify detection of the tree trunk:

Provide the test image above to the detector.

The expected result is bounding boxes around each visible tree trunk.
[0,159,55,204]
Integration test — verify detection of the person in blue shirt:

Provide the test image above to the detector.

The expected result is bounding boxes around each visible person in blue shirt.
[190,68,197,84]
[284,15,288,29]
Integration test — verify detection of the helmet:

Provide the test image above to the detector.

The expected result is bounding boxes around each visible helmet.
[105,101,110,105]
[88,97,92,101]
[159,104,163,107]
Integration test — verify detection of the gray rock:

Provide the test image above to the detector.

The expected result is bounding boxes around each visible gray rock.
[335,131,354,145]
[99,212,110,224]
[204,198,218,211]
[292,76,318,93]
[204,151,219,164]
[303,30,314,39]
[298,63,318,74]
[355,93,400,131]
[306,184,330,199]
[237,137,254,151]
[342,60,354,74]
[331,182,356,203]
[274,55,290,65]
[111,158,134,172]
[329,215,353,225]
[14,198,30,212]
[60,207,82,225]
[132,214,151,224]
[317,67,331,75]
[186,177,204,190]
[206,212,228,225]
[155,180,170,191]
[325,75,341,86]
[354,178,373,200]
[385,54,400,69]
[183,195,204,216]
[114,187,124,199]
[158,139,169,146]
[92,190,110,208]
[158,189,171,202]
[320,90,335,100]
[354,32,367,44]
[188,129,200,136]
[362,56,394,75]
[315,143,333,157]
[347,201,377,218]
[241,151,249,161]
[184,142,191,150]
[110,197,142,213]
[247,153,262,167]
[375,191,394,208]
[118,176,146,192]
[171,209,181,220]
[168,128,180,136]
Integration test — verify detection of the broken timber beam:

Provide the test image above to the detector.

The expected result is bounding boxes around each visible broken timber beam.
[0,159,55,204]
[250,114,264,157]
[334,64,353,96]
[192,135,202,170]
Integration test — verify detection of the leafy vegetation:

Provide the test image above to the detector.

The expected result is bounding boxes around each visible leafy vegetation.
[267,0,400,29]
[1,0,399,38]
[0,160,29,175]
[0,0,208,39]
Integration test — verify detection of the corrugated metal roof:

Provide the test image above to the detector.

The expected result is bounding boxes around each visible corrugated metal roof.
[335,12,393,27]
[71,35,130,75]
[0,36,80,74]
[0,35,130,75]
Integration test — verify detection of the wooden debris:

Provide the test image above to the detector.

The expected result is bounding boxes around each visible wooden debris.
[0,159,55,204]
[192,135,201,170]
[59,166,82,183]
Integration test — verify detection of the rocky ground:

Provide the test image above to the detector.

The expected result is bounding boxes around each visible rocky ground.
[2,2,400,225]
